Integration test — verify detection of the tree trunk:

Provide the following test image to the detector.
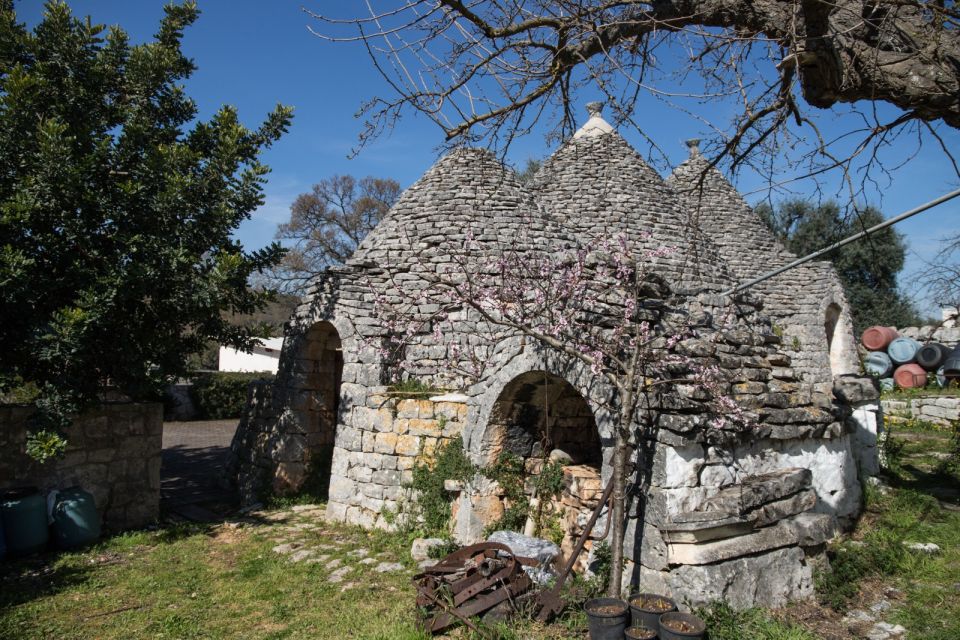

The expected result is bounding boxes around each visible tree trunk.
[606,422,630,597]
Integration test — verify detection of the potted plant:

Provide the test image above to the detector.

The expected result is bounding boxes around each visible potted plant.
[584,597,630,640]
[658,611,706,640]
[625,624,658,639]
[628,592,678,631]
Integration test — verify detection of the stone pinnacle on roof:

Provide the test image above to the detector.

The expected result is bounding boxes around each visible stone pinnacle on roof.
[573,101,614,139]
[685,138,701,157]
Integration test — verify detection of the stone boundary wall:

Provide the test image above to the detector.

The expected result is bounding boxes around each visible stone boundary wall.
[0,402,162,532]
[882,397,960,426]
[327,391,468,528]
[894,325,960,346]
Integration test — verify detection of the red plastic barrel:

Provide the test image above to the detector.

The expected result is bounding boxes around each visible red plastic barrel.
[893,363,927,389]
[861,326,898,351]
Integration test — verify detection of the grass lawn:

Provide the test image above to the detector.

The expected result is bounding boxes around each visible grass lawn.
[1,424,956,640]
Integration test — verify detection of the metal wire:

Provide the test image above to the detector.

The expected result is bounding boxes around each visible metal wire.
[721,188,960,296]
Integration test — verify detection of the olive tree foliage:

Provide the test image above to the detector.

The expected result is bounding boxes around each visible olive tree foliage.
[758,199,920,332]
[308,1,960,204]
[267,175,401,295]
[0,1,291,459]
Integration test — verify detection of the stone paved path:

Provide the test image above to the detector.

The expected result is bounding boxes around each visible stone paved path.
[161,420,239,520]
[258,504,409,591]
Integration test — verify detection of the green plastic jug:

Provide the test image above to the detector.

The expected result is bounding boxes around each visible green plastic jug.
[0,488,49,556]
[52,487,101,550]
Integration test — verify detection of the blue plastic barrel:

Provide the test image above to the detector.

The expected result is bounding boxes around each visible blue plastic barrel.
[864,351,894,377]
[879,378,895,391]
[0,488,49,556]
[887,337,921,365]
[52,487,101,550]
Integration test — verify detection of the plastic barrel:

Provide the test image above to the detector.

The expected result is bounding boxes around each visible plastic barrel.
[887,337,921,365]
[916,343,950,371]
[863,351,894,377]
[943,345,960,378]
[894,363,928,389]
[0,488,49,556]
[52,487,101,550]
[861,326,899,351]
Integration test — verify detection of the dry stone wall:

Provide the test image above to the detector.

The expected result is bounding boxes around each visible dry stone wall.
[668,144,859,386]
[882,397,960,426]
[0,402,162,531]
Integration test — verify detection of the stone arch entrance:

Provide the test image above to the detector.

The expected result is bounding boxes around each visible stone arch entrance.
[288,321,343,496]
[486,370,601,466]
[460,370,603,563]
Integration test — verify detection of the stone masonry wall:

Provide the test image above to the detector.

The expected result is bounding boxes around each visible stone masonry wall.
[326,391,468,528]
[882,397,960,426]
[0,402,162,532]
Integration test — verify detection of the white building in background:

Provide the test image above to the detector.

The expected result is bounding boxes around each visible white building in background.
[218,337,284,373]
[943,307,958,328]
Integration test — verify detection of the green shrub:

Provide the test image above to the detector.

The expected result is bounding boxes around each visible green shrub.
[406,435,477,535]
[189,372,274,420]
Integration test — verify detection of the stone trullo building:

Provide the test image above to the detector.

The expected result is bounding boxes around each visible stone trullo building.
[227,104,881,608]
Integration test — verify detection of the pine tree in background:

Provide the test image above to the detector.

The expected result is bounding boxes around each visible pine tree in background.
[757,200,920,334]
[0,1,291,458]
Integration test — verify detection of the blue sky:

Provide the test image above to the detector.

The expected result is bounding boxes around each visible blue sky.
[15,1,960,317]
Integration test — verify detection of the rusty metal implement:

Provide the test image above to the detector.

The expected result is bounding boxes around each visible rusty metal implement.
[413,541,535,634]
[534,475,615,623]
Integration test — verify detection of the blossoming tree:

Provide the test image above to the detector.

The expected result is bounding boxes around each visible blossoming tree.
[367,228,752,595]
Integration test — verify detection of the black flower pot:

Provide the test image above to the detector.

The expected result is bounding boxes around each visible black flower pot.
[584,597,629,640]
[658,612,706,640]
[625,624,659,639]
[628,592,678,632]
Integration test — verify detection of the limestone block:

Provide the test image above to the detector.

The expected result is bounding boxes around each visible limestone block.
[325,500,348,522]
[788,512,837,546]
[373,469,402,486]
[328,474,357,503]
[374,432,399,455]
[349,465,373,483]
[411,538,447,562]
[833,375,880,404]
[652,444,704,489]
[361,431,376,452]
[396,399,420,419]
[667,519,798,565]
[361,483,385,500]
[353,406,394,433]
[335,426,362,452]
[747,489,816,526]
[705,468,812,515]
[395,434,421,457]
[666,546,812,609]
[451,484,505,544]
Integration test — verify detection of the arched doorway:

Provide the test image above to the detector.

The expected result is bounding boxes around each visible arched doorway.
[824,303,855,376]
[293,321,343,497]
[477,370,603,568]
[487,370,601,465]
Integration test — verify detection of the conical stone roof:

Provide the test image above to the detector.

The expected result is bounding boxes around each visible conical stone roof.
[532,108,733,290]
